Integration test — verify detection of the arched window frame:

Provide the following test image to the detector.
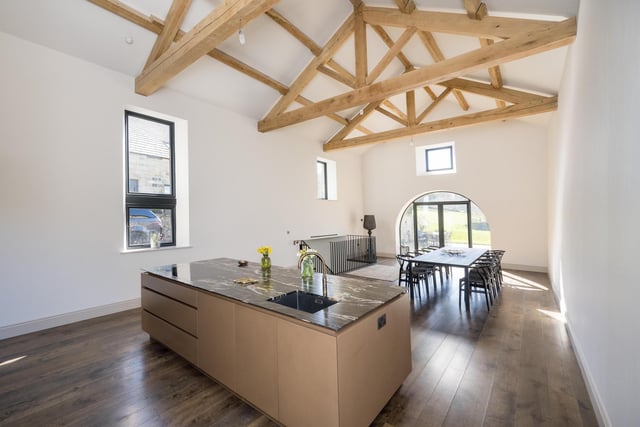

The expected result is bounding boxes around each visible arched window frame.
[398,191,490,253]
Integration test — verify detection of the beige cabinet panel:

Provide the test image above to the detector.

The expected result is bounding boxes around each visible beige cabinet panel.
[142,273,197,306]
[142,310,197,364]
[236,305,278,419]
[141,288,197,336]
[197,292,237,391]
[337,294,412,427]
[277,319,339,427]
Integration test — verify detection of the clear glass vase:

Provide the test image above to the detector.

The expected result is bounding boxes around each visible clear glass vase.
[301,256,314,281]
[261,255,271,280]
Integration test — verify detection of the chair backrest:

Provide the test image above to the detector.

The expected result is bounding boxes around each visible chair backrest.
[396,254,408,268]
[399,245,410,255]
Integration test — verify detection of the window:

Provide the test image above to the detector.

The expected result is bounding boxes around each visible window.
[398,191,491,252]
[317,160,328,199]
[426,146,453,172]
[125,110,176,248]
[415,142,456,175]
[316,157,337,200]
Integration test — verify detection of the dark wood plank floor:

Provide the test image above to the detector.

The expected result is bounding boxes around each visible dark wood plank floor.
[0,265,598,426]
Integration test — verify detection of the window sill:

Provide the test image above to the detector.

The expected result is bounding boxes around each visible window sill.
[120,245,192,254]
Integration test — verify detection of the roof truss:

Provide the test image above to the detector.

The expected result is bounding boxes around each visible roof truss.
[87,0,576,151]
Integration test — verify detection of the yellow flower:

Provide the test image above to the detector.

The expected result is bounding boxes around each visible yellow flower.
[257,246,272,256]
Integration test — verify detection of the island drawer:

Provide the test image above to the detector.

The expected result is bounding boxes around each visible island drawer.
[142,273,197,307]
[141,287,197,336]
[142,310,197,364]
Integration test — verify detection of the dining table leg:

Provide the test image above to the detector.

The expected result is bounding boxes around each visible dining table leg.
[464,266,470,311]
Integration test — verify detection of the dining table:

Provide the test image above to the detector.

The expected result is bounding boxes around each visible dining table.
[412,247,487,311]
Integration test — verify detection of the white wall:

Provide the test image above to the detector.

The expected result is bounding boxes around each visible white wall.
[547,1,640,425]
[0,32,364,333]
[362,120,549,269]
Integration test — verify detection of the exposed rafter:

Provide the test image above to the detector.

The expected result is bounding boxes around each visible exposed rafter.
[87,0,371,134]
[362,6,555,40]
[258,17,576,132]
[464,0,507,108]
[261,13,355,120]
[264,9,354,88]
[90,0,576,151]
[324,96,558,151]
[439,78,548,104]
[417,31,469,111]
[416,87,451,124]
[136,0,280,95]
[143,0,191,71]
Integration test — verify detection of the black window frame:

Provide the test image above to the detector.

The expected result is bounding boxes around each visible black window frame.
[317,160,328,200]
[125,110,176,249]
[425,145,454,173]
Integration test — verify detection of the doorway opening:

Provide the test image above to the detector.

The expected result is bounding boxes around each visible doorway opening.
[398,191,490,253]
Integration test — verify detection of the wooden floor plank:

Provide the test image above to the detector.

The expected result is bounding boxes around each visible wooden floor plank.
[0,265,598,427]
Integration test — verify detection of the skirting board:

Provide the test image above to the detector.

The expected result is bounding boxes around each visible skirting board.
[501,263,547,273]
[0,298,141,340]
[550,288,610,427]
[563,320,610,427]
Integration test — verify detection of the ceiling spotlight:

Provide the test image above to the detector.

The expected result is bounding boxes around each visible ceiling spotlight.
[124,35,134,45]
[238,28,246,45]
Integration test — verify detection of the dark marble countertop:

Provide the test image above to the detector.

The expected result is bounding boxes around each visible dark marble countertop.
[143,258,405,332]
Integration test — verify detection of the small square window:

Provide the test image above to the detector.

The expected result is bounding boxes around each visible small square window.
[425,146,453,172]
[415,143,456,176]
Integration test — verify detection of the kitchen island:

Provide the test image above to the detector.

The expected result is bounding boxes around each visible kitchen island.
[141,258,411,427]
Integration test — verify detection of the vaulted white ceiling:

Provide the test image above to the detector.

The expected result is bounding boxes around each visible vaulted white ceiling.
[0,0,579,148]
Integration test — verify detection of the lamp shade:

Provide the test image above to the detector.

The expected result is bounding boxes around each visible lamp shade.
[363,215,376,231]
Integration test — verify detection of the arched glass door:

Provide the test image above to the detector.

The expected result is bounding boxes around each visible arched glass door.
[398,192,490,253]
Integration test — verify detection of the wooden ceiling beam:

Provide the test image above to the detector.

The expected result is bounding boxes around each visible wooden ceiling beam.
[464,1,507,108]
[324,96,558,151]
[327,100,382,143]
[366,27,416,85]
[210,49,370,134]
[417,31,469,111]
[406,90,417,126]
[354,3,368,87]
[375,106,408,126]
[370,25,437,101]
[136,0,279,95]
[481,38,507,107]
[394,0,416,14]
[416,87,451,124]
[143,0,191,71]
[88,0,163,32]
[362,6,556,40]
[258,17,576,132]
[89,0,371,133]
[382,100,408,121]
[464,0,487,20]
[439,78,549,104]
[261,13,355,120]
[317,65,356,88]
[265,9,354,88]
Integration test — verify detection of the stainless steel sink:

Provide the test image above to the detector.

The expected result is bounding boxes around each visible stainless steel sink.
[268,290,338,314]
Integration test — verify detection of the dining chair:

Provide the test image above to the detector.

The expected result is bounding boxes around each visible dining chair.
[459,259,496,311]
[396,254,423,299]
[420,246,444,291]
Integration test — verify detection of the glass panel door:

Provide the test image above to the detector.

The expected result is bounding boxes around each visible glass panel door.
[415,205,440,250]
[399,206,414,254]
[443,204,469,247]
